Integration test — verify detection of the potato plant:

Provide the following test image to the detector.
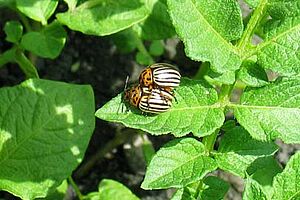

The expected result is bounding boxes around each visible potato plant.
[0,0,299,199]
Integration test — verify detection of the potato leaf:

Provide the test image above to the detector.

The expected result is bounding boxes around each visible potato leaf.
[56,0,149,36]
[167,0,242,74]
[21,22,66,59]
[214,126,278,177]
[0,79,95,200]
[141,138,217,189]
[95,78,225,137]
[233,77,300,143]
[16,0,58,25]
[272,152,300,200]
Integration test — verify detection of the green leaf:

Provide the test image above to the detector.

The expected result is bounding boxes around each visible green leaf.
[232,77,300,143]
[111,29,138,54]
[0,0,15,8]
[149,40,164,56]
[138,0,176,40]
[207,69,236,85]
[238,60,269,87]
[56,0,149,36]
[64,0,77,10]
[272,152,300,200]
[141,138,217,189]
[256,17,300,76]
[200,176,230,200]
[167,0,242,74]
[268,0,300,19]
[247,156,282,199]
[171,188,196,200]
[214,126,278,177]
[0,79,95,200]
[99,179,140,200]
[4,21,23,43]
[38,180,68,200]
[243,178,268,200]
[136,51,153,65]
[16,0,58,25]
[96,78,225,137]
[21,21,66,59]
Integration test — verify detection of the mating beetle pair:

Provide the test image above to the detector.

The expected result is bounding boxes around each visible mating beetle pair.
[124,63,181,114]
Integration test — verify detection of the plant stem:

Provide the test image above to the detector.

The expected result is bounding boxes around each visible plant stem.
[18,12,32,32]
[194,180,203,199]
[134,31,155,65]
[218,84,232,103]
[15,49,39,79]
[236,0,268,54]
[68,177,84,200]
[202,129,219,152]
[193,62,209,79]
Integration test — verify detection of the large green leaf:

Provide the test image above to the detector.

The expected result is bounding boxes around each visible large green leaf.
[21,22,66,59]
[214,127,278,177]
[141,138,217,189]
[98,179,140,200]
[243,178,267,200]
[16,0,58,25]
[257,16,300,76]
[167,0,242,74]
[96,78,225,137]
[137,0,175,40]
[272,151,300,200]
[232,77,300,143]
[0,79,95,200]
[56,0,149,36]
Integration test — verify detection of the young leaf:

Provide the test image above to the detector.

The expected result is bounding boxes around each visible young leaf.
[199,176,230,200]
[149,40,164,56]
[243,178,268,200]
[111,29,138,54]
[238,60,269,87]
[256,17,300,76]
[247,156,282,199]
[0,79,95,200]
[232,77,300,143]
[16,0,58,25]
[95,78,225,137]
[98,179,139,200]
[272,152,300,200]
[141,138,217,189]
[56,0,149,36]
[214,126,278,177]
[4,21,23,43]
[138,0,176,40]
[167,0,242,74]
[21,21,66,59]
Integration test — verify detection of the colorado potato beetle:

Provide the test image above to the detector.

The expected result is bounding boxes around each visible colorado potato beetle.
[124,85,173,114]
[139,63,181,91]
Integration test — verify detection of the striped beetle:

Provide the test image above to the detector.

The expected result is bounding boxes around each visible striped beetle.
[124,84,173,114]
[139,63,181,92]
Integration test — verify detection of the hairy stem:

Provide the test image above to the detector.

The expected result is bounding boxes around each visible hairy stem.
[15,49,39,79]
[202,129,219,153]
[193,62,210,79]
[237,0,268,55]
